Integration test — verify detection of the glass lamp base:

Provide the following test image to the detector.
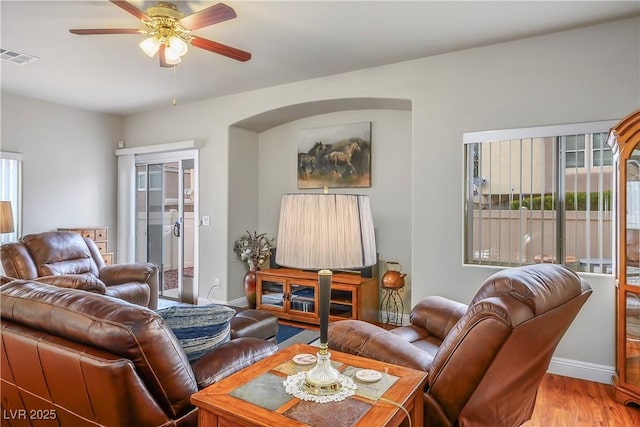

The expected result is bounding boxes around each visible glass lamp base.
[301,346,342,396]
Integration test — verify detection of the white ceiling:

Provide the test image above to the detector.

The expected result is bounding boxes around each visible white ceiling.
[2,1,639,116]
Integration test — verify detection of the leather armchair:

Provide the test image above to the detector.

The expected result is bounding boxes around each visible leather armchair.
[1,230,159,309]
[329,264,592,427]
[1,280,279,427]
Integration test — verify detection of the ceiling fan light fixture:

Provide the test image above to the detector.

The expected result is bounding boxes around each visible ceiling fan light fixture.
[69,1,251,67]
[139,36,161,57]
[168,35,188,57]
[164,47,182,64]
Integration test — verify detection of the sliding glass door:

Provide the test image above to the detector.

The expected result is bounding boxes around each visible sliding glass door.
[135,154,197,303]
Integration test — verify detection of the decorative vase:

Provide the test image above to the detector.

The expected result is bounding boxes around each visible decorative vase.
[244,267,258,309]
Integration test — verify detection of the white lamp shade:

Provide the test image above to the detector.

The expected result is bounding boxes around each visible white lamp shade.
[139,37,161,57]
[167,36,188,57]
[0,201,14,234]
[275,194,376,270]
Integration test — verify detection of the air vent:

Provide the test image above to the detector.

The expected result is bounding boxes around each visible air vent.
[1,49,38,65]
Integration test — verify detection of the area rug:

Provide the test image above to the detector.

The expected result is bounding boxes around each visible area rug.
[278,324,320,350]
[163,267,194,290]
[277,324,306,342]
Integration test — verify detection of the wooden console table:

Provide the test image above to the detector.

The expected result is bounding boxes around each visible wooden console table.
[191,343,427,426]
[256,268,379,325]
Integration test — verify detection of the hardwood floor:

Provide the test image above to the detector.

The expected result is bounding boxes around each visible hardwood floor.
[524,374,640,426]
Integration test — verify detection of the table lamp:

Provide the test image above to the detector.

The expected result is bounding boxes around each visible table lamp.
[276,193,376,395]
[0,201,14,234]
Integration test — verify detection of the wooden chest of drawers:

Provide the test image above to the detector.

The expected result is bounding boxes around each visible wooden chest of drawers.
[57,227,114,265]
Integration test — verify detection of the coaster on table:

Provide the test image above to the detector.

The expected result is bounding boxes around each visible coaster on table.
[355,369,382,383]
[293,353,317,365]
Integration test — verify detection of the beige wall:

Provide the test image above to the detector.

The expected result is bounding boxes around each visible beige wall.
[0,93,121,241]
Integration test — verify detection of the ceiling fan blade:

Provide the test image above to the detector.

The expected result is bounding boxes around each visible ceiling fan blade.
[159,45,172,68]
[190,36,251,62]
[70,29,143,35]
[109,0,150,21]
[179,3,236,30]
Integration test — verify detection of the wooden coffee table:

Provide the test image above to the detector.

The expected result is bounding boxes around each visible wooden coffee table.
[191,343,427,426]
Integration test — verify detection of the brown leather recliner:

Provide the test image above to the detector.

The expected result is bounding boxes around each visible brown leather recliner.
[0,280,279,427]
[328,264,592,427]
[1,230,159,309]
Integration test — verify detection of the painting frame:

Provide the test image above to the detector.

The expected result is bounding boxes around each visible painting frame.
[297,121,371,189]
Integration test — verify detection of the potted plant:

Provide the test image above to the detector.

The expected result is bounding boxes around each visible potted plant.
[233,231,275,308]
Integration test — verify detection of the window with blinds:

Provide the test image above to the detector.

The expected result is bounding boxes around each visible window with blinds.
[0,152,22,243]
[464,120,616,273]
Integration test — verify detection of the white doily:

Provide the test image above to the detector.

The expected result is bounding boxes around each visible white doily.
[283,372,357,403]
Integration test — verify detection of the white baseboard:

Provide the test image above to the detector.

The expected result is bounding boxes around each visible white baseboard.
[228,296,249,307]
[197,296,247,307]
[547,356,615,384]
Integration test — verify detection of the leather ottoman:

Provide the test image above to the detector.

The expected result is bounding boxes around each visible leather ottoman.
[230,307,278,343]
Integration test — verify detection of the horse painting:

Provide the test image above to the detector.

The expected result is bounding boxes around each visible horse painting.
[297,122,371,189]
[298,141,327,178]
[324,141,361,175]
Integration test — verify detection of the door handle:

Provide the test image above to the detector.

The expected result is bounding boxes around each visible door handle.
[173,220,181,237]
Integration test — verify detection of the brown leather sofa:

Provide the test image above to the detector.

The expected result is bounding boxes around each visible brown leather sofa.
[1,280,279,427]
[328,264,592,427]
[1,230,159,309]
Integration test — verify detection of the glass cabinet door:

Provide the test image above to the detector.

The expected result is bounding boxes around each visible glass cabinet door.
[626,151,640,284]
[289,283,316,315]
[259,280,284,310]
[616,122,640,405]
[624,148,640,394]
[607,110,640,404]
[626,292,640,386]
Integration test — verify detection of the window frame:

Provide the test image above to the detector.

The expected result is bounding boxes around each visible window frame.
[0,151,23,243]
[592,132,613,167]
[463,120,617,272]
[564,134,586,168]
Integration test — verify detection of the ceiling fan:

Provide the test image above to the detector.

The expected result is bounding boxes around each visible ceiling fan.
[70,1,251,67]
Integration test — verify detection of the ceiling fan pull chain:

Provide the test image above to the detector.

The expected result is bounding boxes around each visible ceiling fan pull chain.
[172,64,177,107]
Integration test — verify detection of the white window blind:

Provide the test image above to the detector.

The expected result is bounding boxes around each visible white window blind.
[464,120,616,273]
